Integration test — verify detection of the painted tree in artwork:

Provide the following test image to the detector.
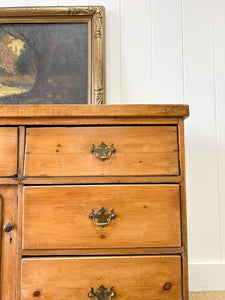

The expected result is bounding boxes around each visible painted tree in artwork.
[0,34,17,76]
[0,23,88,103]
[4,25,59,97]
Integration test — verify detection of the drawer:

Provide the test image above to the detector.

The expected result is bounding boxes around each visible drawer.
[22,184,181,249]
[0,127,18,176]
[21,255,182,300]
[24,126,179,177]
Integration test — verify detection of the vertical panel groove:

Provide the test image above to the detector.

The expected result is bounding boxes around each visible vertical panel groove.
[119,0,122,104]
[211,0,222,263]
[211,0,225,265]
[180,0,185,104]
[150,0,154,104]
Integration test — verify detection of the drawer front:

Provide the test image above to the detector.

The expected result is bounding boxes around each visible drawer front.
[24,126,179,177]
[21,256,182,300]
[0,127,17,176]
[22,185,181,249]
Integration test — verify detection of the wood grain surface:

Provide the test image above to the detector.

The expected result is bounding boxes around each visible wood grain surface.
[0,104,189,118]
[22,184,181,249]
[0,186,17,300]
[21,255,182,300]
[20,175,183,185]
[24,126,179,177]
[0,128,18,177]
[178,119,189,300]
[21,247,184,256]
[0,117,179,126]
[0,104,189,300]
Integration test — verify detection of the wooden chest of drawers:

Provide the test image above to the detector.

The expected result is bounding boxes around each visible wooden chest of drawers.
[0,104,189,300]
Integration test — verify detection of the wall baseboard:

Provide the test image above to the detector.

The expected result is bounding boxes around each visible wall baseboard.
[189,263,225,291]
[190,291,225,299]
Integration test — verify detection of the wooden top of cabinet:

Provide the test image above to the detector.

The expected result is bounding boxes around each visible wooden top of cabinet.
[0,104,189,118]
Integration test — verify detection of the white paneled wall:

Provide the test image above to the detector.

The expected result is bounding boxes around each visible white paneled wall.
[183,0,220,262]
[213,0,225,264]
[1,0,225,292]
[120,0,152,103]
[151,0,183,104]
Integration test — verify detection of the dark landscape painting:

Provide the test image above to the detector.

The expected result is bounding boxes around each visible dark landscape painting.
[0,23,88,104]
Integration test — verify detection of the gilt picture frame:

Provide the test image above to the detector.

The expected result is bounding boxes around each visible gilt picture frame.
[0,6,105,105]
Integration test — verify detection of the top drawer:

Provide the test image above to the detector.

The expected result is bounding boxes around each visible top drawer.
[0,127,18,177]
[24,126,179,177]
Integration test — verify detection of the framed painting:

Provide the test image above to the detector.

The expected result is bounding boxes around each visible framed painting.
[0,7,105,105]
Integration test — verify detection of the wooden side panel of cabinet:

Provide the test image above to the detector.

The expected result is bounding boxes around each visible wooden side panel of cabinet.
[178,119,189,300]
[0,186,17,300]
[21,256,182,300]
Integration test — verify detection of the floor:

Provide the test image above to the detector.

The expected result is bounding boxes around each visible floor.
[190,292,225,299]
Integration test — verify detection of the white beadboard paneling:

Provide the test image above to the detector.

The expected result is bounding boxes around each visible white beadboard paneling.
[89,0,104,4]
[120,0,152,104]
[212,0,225,263]
[151,0,183,104]
[182,0,220,263]
[90,0,121,104]
[58,0,90,5]
[27,0,58,5]
[0,0,28,6]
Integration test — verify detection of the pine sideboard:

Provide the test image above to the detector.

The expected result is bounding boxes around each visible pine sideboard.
[0,104,189,300]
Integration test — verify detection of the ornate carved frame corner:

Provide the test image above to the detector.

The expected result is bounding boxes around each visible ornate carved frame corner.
[0,6,105,105]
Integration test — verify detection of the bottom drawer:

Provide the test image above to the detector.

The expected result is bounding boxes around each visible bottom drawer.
[21,256,182,299]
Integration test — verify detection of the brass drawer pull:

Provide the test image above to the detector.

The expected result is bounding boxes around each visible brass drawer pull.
[90,142,116,161]
[89,207,116,228]
[88,285,116,300]
[3,222,15,233]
